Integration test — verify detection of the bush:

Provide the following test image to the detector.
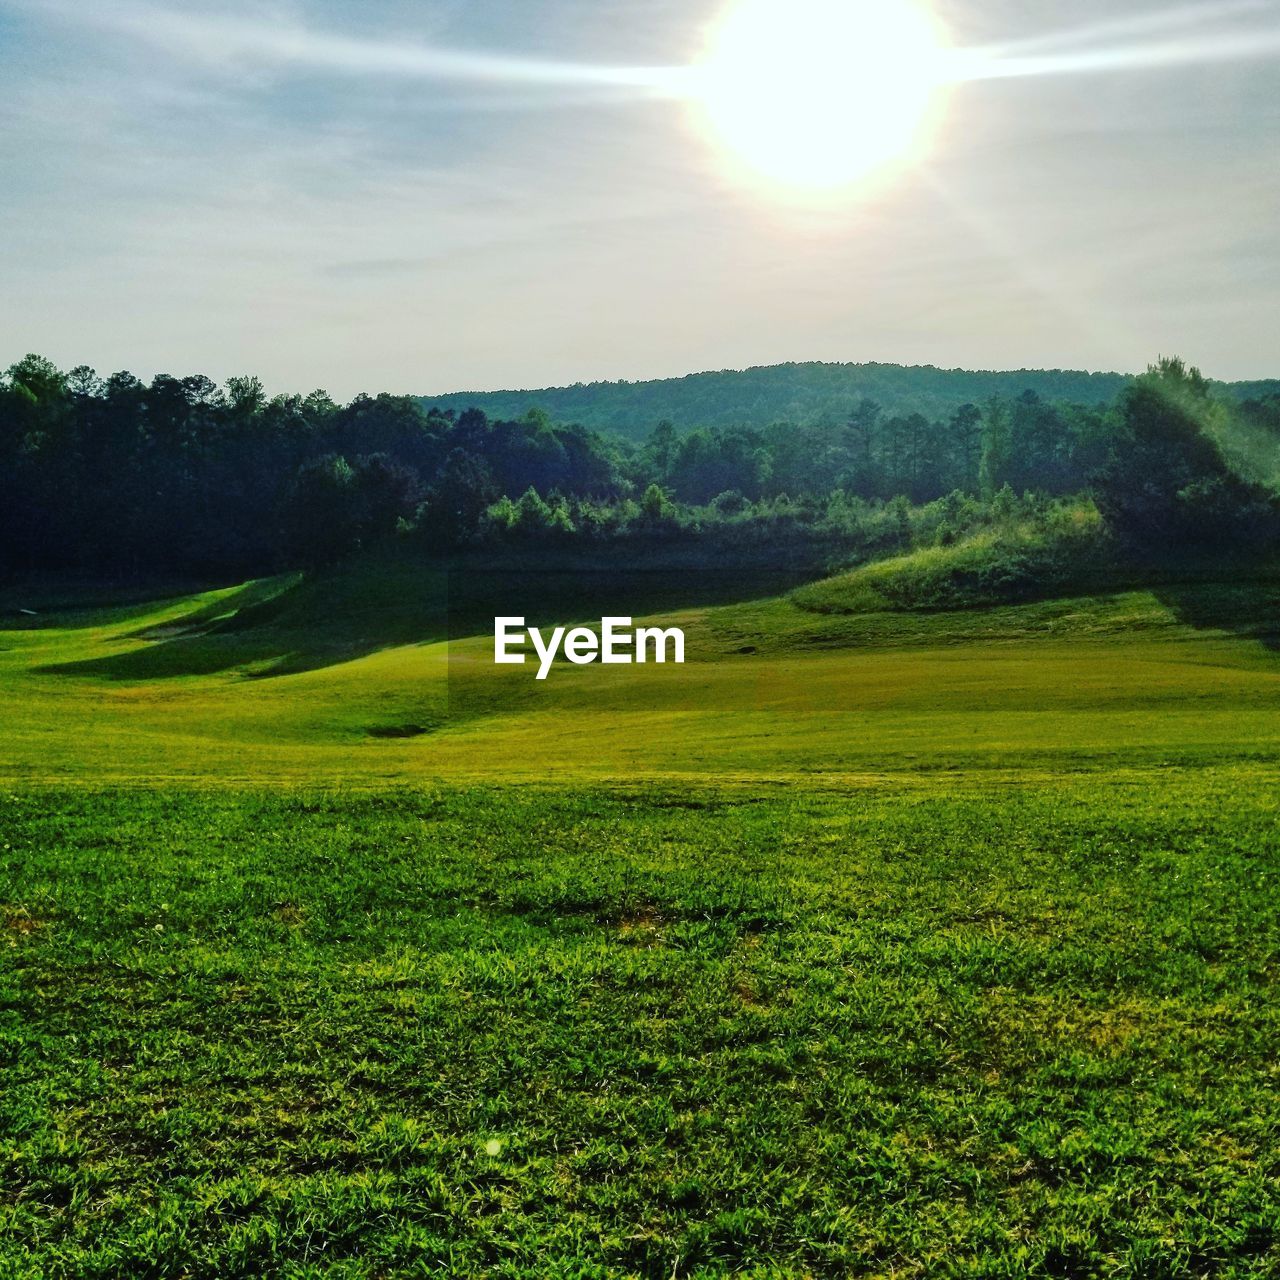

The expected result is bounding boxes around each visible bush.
[793,499,1108,613]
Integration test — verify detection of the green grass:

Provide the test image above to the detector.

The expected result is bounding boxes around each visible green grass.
[2,564,1279,1274]
[1,564,1278,785]
[790,508,1111,615]
[4,779,1280,1277]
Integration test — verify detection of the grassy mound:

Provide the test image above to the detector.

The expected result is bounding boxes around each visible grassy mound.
[793,505,1111,614]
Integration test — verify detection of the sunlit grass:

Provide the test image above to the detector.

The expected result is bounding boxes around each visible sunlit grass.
[1,568,1278,785]
[3,779,1279,1276]
[1,568,1278,1272]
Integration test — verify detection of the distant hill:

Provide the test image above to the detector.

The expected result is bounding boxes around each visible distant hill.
[421,361,1280,438]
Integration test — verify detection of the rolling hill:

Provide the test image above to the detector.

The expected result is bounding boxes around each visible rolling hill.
[3,555,1278,784]
[421,360,1280,437]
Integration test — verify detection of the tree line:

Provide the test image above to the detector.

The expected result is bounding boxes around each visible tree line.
[2,353,1277,577]
[422,360,1280,439]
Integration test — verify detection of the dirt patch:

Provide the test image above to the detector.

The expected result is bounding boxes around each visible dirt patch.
[617,907,665,945]
[4,905,48,941]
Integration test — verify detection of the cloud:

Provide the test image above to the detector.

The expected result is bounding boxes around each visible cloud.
[953,1,1280,82]
[16,0,690,97]
[17,0,1280,108]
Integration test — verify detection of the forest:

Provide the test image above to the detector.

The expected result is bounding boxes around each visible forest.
[422,359,1280,437]
[2,352,1279,579]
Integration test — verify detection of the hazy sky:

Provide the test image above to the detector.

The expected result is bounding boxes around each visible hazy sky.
[1,0,1277,398]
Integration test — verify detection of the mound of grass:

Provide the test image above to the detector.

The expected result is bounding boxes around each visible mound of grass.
[794,506,1110,614]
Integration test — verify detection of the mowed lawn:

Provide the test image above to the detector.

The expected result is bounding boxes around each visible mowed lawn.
[3,780,1279,1277]
[0,577,1278,784]
[1,578,1279,1275]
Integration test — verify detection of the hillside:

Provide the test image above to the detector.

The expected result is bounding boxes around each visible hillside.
[420,360,1280,436]
[3,557,1278,784]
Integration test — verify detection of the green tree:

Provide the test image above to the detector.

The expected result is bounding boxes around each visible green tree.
[641,482,673,521]
[978,397,1012,497]
[1092,360,1280,555]
[283,454,361,568]
[422,449,497,546]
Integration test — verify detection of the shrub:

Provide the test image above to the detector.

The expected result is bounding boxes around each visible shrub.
[793,499,1109,614]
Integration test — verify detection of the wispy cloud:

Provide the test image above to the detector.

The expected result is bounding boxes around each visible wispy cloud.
[16,0,1280,103]
[979,1,1271,55]
[19,0,691,97]
[953,1,1280,82]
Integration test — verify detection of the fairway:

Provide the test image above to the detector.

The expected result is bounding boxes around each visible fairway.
[2,575,1280,1275]
[1,574,1278,785]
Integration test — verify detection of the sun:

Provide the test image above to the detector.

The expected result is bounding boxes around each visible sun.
[693,0,948,192]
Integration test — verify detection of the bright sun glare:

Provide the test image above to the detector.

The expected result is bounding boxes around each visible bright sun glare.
[695,0,948,191]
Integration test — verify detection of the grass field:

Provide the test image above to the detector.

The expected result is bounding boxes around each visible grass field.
[1,564,1278,785]
[2,564,1279,1275]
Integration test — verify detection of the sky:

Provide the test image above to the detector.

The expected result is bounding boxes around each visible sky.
[1,0,1277,399]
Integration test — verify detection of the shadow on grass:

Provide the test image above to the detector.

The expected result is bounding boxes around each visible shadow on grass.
[33,566,451,681]
[0,577,244,631]
[1151,578,1280,650]
[31,551,823,682]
